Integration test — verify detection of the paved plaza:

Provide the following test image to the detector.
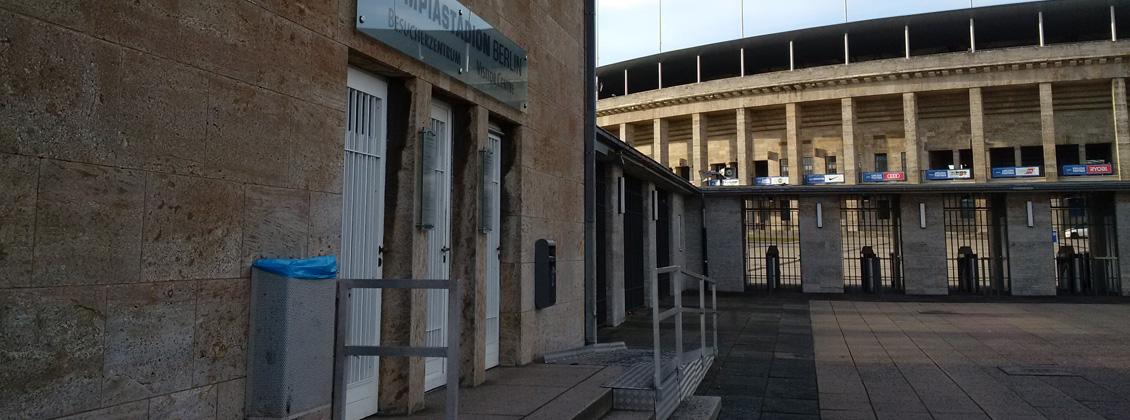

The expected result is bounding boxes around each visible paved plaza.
[603,295,1130,419]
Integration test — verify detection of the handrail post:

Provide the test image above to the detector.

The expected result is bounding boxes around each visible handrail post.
[698,278,706,360]
[445,280,460,420]
[652,263,662,389]
[711,282,718,355]
[674,271,683,366]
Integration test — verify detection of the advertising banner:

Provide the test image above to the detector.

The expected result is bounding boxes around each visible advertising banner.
[1061,164,1113,176]
[754,176,789,186]
[804,174,846,185]
[861,171,906,183]
[991,166,1042,178]
[924,169,972,180]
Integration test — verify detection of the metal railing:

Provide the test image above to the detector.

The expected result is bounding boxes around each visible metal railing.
[651,266,718,393]
[331,279,461,420]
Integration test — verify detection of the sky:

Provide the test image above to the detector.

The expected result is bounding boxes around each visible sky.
[597,0,1038,66]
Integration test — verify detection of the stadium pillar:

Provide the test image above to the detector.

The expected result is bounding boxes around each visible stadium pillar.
[736,108,752,185]
[653,118,669,167]
[903,93,921,183]
[1039,83,1058,181]
[969,87,989,182]
[1114,78,1130,180]
[840,98,858,185]
[786,103,802,185]
[692,113,709,185]
[619,123,634,144]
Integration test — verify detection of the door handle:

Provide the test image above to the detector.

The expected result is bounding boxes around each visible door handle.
[378,245,384,267]
[441,246,450,263]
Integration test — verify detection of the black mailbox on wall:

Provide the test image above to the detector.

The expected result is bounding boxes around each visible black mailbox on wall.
[535,239,556,309]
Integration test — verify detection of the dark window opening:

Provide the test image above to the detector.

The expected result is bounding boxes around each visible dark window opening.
[1019,146,1044,167]
[802,157,814,175]
[826,156,838,174]
[1085,143,1113,164]
[989,147,1016,168]
[929,150,955,170]
[676,166,691,180]
[780,158,790,177]
[900,152,907,173]
[728,161,738,179]
[1056,144,1080,166]
[958,149,973,169]
[755,160,770,178]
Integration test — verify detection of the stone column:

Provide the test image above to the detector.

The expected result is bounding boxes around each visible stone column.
[653,118,669,167]
[800,196,844,293]
[841,98,858,185]
[692,113,708,185]
[642,182,658,306]
[1006,193,1056,296]
[736,108,752,184]
[969,88,989,182]
[786,103,802,185]
[450,105,491,386]
[1114,192,1130,296]
[498,126,534,367]
[380,78,431,413]
[899,195,947,294]
[619,122,635,144]
[903,93,922,183]
[704,196,745,292]
[1113,78,1130,180]
[1040,83,1058,181]
[604,165,626,326]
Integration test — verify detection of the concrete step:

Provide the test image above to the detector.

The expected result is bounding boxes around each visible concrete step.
[524,365,624,420]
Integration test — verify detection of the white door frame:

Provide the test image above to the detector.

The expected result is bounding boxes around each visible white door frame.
[342,67,388,420]
[424,99,454,391]
[484,128,502,369]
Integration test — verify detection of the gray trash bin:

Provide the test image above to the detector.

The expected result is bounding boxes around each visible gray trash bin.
[246,256,338,419]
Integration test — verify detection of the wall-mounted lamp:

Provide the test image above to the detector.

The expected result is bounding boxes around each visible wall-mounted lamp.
[1026,200,1034,227]
[617,176,625,215]
[919,202,927,229]
[816,202,823,228]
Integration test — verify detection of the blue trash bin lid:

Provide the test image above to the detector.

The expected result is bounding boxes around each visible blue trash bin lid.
[252,256,338,279]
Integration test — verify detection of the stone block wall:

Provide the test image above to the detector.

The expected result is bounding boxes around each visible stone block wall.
[0,0,585,417]
[704,196,745,292]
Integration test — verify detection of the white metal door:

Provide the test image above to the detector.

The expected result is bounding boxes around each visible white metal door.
[424,99,454,391]
[342,68,388,420]
[484,129,502,369]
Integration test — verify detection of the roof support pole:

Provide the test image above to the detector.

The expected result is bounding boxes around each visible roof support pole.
[789,41,795,70]
[696,55,701,83]
[1113,6,1119,42]
[969,18,976,53]
[740,48,745,77]
[658,62,663,89]
[623,69,628,95]
[1038,11,1045,47]
[843,33,850,65]
[904,25,910,59]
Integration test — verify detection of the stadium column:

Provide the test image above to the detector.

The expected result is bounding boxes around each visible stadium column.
[618,122,634,144]
[736,108,752,185]
[786,103,801,185]
[841,98,858,185]
[1113,78,1130,180]
[969,87,989,182]
[903,93,921,183]
[692,113,709,185]
[1040,83,1058,181]
[653,118,669,167]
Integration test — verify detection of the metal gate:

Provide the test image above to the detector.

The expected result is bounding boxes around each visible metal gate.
[624,177,646,310]
[840,196,903,293]
[943,194,1010,294]
[1051,193,1121,295]
[743,196,801,290]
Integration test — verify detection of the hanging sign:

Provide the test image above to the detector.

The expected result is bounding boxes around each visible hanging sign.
[861,171,906,183]
[990,166,1041,178]
[356,0,528,110]
[924,169,972,180]
[1061,164,1113,176]
[804,174,845,185]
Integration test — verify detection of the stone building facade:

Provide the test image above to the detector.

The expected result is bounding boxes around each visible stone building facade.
[598,0,1130,297]
[1,0,585,418]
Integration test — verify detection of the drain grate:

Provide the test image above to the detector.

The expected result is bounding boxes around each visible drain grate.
[998,365,1078,377]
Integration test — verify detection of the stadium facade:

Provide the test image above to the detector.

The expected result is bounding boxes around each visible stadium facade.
[597,0,1130,299]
